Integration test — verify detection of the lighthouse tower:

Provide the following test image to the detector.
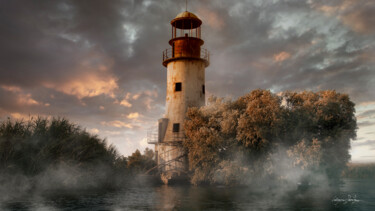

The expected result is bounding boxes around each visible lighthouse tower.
[147,11,209,184]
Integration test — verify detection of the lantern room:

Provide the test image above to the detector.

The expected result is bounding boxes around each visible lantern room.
[170,11,202,40]
[162,11,209,67]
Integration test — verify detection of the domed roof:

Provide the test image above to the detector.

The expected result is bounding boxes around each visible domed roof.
[171,11,202,29]
[175,11,199,20]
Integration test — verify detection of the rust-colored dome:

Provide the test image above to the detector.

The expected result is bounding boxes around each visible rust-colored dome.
[175,11,199,19]
[171,11,202,29]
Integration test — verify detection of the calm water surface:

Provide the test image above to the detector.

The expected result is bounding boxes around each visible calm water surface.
[1,179,374,210]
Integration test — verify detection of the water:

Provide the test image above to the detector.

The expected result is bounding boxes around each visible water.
[1,179,374,210]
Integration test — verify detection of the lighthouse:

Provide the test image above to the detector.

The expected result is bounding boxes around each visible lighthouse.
[147,11,209,184]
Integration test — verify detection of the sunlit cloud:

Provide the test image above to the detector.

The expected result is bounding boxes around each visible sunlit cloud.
[197,7,225,30]
[119,99,132,107]
[10,112,33,120]
[101,120,133,129]
[313,1,354,16]
[273,51,291,62]
[127,112,139,119]
[45,73,118,99]
[1,85,43,106]
[1,85,22,92]
[41,50,119,99]
[341,8,375,34]
[117,90,158,109]
[312,0,375,34]
[18,94,41,106]
[132,93,141,100]
[89,128,100,134]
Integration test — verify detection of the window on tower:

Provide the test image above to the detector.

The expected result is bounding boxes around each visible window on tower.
[202,85,205,94]
[173,123,180,132]
[175,82,182,92]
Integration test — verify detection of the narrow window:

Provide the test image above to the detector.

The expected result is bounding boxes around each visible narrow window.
[175,82,182,92]
[173,123,180,133]
[202,85,205,94]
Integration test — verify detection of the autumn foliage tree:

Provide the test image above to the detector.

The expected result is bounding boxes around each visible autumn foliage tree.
[183,89,357,185]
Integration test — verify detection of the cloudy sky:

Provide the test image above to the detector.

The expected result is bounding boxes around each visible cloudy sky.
[0,0,374,162]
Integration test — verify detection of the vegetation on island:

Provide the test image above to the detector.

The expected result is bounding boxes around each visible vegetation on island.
[0,89,361,192]
[183,89,357,186]
[0,117,155,195]
[342,163,375,179]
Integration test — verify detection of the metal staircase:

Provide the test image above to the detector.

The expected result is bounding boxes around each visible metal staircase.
[144,147,187,175]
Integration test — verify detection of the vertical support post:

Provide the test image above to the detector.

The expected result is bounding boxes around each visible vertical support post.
[190,21,192,37]
[172,43,175,57]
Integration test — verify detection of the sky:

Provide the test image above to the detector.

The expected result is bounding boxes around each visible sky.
[0,0,374,162]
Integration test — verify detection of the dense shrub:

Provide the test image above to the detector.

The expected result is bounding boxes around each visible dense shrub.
[0,117,155,193]
[342,163,375,178]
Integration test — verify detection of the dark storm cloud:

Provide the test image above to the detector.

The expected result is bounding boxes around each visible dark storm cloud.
[0,0,88,87]
[0,0,374,156]
[199,0,375,102]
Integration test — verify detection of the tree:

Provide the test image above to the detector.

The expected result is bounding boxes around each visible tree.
[183,90,357,185]
[0,117,128,190]
[283,90,357,180]
[127,148,156,174]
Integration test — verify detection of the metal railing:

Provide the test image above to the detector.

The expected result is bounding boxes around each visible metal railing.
[162,48,210,64]
[147,128,187,144]
[171,130,186,143]
[144,130,188,175]
[147,128,158,144]
[157,147,187,173]
[144,151,187,175]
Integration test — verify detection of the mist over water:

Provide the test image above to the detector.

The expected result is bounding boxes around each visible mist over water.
[0,91,364,210]
[0,179,374,210]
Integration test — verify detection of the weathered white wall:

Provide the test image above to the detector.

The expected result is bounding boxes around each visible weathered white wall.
[164,59,205,142]
[155,59,206,176]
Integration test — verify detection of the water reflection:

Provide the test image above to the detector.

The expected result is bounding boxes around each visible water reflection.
[1,179,374,210]
[154,186,239,210]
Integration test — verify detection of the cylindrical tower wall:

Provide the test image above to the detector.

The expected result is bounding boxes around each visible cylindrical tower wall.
[172,38,202,58]
[154,11,209,184]
[163,59,205,142]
